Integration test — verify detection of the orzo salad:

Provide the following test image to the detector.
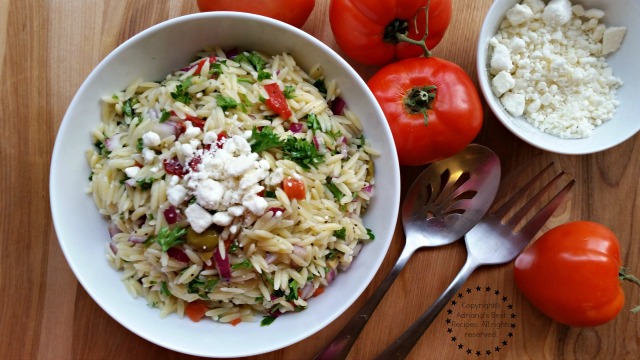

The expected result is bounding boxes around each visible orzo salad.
[86,47,378,326]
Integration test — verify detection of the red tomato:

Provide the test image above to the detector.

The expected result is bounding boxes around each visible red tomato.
[514,221,625,327]
[283,177,305,200]
[185,301,209,322]
[329,0,452,65]
[197,0,315,28]
[367,57,482,166]
[264,83,293,120]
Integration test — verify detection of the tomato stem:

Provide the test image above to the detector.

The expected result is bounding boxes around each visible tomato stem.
[619,267,640,313]
[404,85,437,125]
[383,0,432,58]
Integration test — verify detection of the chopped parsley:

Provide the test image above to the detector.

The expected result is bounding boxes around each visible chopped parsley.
[88,172,93,181]
[159,110,170,122]
[94,140,111,157]
[231,259,252,270]
[257,70,271,81]
[209,61,225,77]
[325,178,344,201]
[333,227,346,240]
[237,76,255,84]
[123,99,133,117]
[187,277,218,299]
[160,281,171,296]
[136,137,144,151]
[151,226,187,252]
[326,249,338,260]
[264,190,277,198]
[235,52,266,71]
[249,126,283,153]
[170,76,193,104]
[136,178,155,191]
[306,113,321,131]
[215,95,239,111]
[255,296,264,302]
[366,228,375,240]
[313,78,327,95]
[229,242,239,254]
[282,136,324,170]
[285,280,299,301]
[260,316,277,327]
[249,128,325,169]
[284,85,296,99]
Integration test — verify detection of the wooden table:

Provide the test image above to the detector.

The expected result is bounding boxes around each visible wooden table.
[3,0,638,359]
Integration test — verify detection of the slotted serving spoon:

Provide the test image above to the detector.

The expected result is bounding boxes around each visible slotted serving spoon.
[375,161,575,359]
[314,144,501,360]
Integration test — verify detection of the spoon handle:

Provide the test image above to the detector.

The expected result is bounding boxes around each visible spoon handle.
[313,243,418,360]
[374,258,478,360]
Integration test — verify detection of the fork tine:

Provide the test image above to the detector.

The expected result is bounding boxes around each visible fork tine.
[492,162,555,219]
[518,178,575,238]
[506,170,567,227]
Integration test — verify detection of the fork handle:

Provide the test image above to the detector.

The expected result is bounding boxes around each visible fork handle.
[314,243,418,360]
[374,259,479,360]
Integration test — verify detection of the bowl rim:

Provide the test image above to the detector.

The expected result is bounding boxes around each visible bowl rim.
[50,11,401,357]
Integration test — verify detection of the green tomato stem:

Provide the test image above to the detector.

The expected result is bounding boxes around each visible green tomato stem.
[404,85,437,125]
[384,0,433,58]
[619,267,640,313]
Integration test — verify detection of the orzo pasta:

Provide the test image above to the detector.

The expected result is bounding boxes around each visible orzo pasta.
[87,47,378,325]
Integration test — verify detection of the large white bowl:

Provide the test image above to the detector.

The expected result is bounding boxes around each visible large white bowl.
[50,12,400,358]
[477,0,640,154]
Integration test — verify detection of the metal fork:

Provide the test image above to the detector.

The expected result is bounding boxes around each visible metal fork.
[374,162,575,360]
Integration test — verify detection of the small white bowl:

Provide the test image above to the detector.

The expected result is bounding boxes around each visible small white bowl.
[50,12,400,358]
[477,0,640,154]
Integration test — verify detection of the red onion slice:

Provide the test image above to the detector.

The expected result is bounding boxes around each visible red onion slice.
[108,222,122,238]
[300,282,315,300]
[163,206,179,225]
[326,268,336,284]
[128,236,148,244]
[167,247,189,263]
[331,97,346,115]
[214,248,231,281]
[109,242,118,255]
[289,122,304,133]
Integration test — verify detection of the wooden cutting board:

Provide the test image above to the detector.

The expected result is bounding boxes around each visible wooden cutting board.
[1,0,638,359]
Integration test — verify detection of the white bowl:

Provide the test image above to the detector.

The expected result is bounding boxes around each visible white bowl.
[50,12,400,358]
[477,0,640,154]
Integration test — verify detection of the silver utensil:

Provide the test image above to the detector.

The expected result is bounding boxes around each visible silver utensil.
[314,145,501,360]
[375,161,575,359]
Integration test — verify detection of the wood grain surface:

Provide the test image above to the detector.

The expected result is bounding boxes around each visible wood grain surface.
[2,0,638,359]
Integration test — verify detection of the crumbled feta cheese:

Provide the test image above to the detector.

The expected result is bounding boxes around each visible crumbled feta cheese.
[184,126,202,139]
[490,41,513,74]
[602,27,627,55]
[185,203,213,233]
[202,131,218,145]
[226,154,258,176]
[542,0,572,27]
[142,148,155,164]
[489,0,624,138]
[142,131,161,147]
[227,205,246,217]
[584,8,605,19]
[195,179,224,210]
[506,4,533,26]
[501,92,526,116]
[265,168,284,186]
[167,184,188,206]
[212,211,234,226]
[492,71,516,96]
[124,166,140,178]
[242,193,268,216]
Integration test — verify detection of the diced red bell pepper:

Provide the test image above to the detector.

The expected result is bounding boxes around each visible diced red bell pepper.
[264,83,292,120]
